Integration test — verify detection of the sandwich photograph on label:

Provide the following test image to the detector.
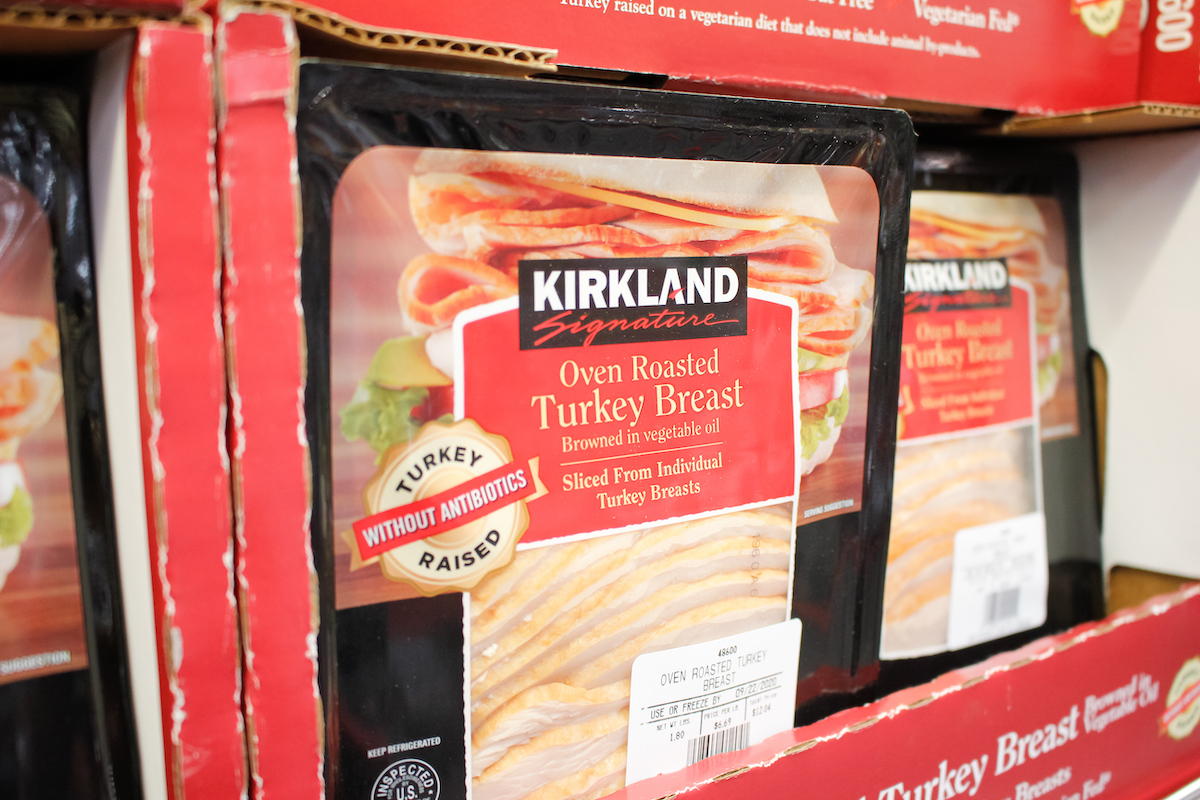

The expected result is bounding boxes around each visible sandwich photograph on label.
[334,149,879,531]
[0,313,62,589]
[0,172,86,682]
[907,192,1078,440]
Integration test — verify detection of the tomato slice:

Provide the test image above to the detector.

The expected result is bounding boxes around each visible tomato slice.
[412,384,455,423]
[798,368,847,411]
[1037,333,1058,363]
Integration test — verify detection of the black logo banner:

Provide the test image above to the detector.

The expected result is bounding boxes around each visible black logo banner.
[904,258,1012,314]
[518,256,748,350]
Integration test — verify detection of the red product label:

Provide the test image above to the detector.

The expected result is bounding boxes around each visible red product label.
[458,294,797,544]
[898,283,1034,442]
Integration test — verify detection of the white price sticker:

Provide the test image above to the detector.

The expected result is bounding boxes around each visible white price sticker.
[947,512,1048,651]
[625,619,801,786]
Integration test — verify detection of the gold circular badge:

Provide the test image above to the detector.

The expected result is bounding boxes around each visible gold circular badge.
[354,419,536,596]
[1165,657,1200,740]
[1079,0,1124,36]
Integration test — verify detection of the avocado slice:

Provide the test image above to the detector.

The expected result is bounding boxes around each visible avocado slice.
[366,337,452,389]
[0,486,33,548]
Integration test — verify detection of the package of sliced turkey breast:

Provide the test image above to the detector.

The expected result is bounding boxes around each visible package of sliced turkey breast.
[876,145,1105,694]
[295,63,913,800]
[0,88,140,797]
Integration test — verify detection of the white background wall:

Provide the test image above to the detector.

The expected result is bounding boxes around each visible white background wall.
[1076,129,1200,580]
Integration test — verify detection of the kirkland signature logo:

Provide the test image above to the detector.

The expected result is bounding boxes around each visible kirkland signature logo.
[518,256,748,349]
[904,258,1012,313]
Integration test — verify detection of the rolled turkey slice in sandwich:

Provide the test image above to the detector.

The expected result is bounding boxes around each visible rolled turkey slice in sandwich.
[407,151,875,475]
[409,151,840,288]
[0,314,62,442]
[908,192,1068,407]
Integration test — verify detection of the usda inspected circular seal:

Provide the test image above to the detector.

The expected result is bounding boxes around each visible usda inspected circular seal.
[349,419,545,595]
[372,758,440,800]
[1163,657,1200,740]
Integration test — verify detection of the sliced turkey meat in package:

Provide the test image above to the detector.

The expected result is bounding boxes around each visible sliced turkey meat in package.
[299,65,913,800]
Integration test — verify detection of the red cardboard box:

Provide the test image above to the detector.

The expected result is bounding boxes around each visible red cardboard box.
[126,21,247,800]
[217,9,325,800]
[0,11,245,799]
[614,584,1200,800]
[1139,0,1200,106]
[257,0,1140,115]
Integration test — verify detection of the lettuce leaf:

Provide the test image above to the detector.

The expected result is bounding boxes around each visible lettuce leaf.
[796,347,849,373]
[0,486,33,548]
[1038,349,1063,396]
[799,411,831,462]
[340,383,430,462]
[799,386,850,461]
[827,384,850,427]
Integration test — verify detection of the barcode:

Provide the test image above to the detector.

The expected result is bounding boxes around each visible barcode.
[985,587,1021,624]
[686,722,751,766]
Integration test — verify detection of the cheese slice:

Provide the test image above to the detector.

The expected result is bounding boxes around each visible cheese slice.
[611,211,746,245]
[909,210,1030,244]
[527,178,799,233]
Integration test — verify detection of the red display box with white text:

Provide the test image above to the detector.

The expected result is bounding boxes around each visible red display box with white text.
[1139,0,1200,106]
[615,584,1200,800]
[266,0,1140,114]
